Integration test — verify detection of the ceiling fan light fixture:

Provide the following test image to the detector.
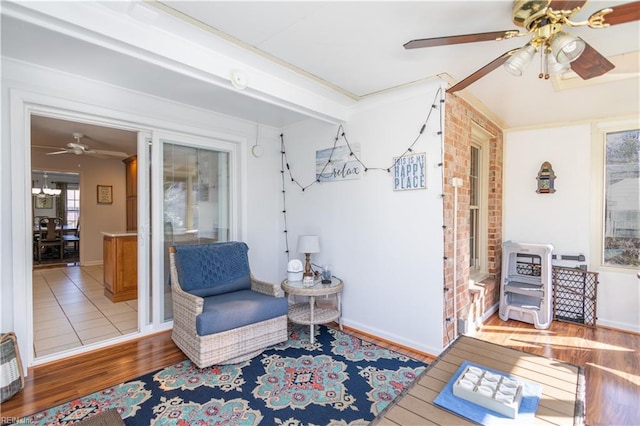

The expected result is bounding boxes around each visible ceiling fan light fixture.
[550,32,586,64]
[546,53,570,75]
[503,44,536,76]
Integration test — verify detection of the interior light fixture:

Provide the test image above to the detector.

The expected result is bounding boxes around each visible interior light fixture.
[297,235,320,279]
[230,70,248,90]
[32,172,61,197]
[550,32,585,64]
[546,52,570,75]
[504,44,537,76]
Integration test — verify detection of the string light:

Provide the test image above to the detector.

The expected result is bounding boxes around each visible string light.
[279,88,445,257]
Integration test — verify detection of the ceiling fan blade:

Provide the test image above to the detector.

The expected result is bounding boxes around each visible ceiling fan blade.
[548,1,587,12]
[590,1,640,26]
[570,42,615,79]
[447,49,518,94]
[404,30,518,49]
[89,149,129,158]
[46,150,70,155]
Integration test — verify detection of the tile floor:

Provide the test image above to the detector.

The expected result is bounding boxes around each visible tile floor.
[33,265,138,357]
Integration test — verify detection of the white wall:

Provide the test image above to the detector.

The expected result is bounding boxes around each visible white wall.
[504,124,639,332]
[31,152,127,265]
[281,82,446,354]
[504,125,592,257]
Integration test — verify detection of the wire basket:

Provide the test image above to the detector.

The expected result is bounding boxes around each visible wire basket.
[1,332,25,403]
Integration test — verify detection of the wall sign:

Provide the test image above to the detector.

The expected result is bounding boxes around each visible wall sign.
[393,152,426,191]
[97,185,113,204]
[34,196,53,209]
[316,144,361,183]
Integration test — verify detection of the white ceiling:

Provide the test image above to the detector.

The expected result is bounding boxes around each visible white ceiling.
[31,115,138,158]
[2,0,639,153]
[161,0,639,128]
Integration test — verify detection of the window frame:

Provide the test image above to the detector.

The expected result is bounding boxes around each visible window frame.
[469,123,490,282]
[66,187,80,228]
[590,119,640,272]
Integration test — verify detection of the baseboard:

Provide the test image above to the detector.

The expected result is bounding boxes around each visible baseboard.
[81,260,103,267]
[341,319,441,357]
[595,318,640,334]
[460,303,499,337]
[481,303,499,322]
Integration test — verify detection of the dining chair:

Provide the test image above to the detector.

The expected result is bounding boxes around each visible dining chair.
[62,219,80,264]
[37,217,63,262]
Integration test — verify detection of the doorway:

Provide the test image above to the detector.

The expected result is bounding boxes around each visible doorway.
[26,115,239,363]
[31,115,139,358]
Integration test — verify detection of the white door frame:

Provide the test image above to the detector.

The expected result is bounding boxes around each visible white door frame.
[10,89,246,371]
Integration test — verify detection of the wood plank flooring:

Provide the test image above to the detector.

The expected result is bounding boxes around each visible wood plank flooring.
[1,315,638,426]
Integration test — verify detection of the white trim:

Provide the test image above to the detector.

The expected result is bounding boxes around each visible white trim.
[470,123,491,278]
[596,318,640,334]
[590,118,640,273]
[136,132,152,334]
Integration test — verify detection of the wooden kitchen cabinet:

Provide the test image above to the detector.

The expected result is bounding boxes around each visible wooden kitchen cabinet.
[123,155,137,232]
[103,233,137,302]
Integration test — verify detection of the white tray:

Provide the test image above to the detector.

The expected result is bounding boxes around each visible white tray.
[452,365,524,418]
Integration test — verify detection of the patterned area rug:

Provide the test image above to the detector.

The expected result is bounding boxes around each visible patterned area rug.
[24,325,426,425]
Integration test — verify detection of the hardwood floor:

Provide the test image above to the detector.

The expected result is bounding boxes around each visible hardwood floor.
[2,316,638,426]
[475,314,640,426]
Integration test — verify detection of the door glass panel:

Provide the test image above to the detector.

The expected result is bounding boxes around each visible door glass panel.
[161,142,230,321]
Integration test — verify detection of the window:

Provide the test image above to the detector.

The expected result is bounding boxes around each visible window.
[66,188,80,228]
[603,128,639,267]
[470,144,480,270]
[469,123,490,280]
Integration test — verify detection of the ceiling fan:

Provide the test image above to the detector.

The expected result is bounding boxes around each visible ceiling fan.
[45,132,128,159]
[404,0,640,93]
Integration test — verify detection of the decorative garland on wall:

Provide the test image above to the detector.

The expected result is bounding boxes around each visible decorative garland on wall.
[279,87,445,259]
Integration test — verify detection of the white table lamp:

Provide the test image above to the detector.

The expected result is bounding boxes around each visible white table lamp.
[297,235,320,279]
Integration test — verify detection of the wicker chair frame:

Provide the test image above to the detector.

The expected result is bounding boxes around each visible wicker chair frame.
[169,247,288,368]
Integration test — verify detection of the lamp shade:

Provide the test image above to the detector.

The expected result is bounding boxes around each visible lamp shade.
[297,235,320,254]
[546,53,570,75]
[550,32,585,64]
[503,44,536,76]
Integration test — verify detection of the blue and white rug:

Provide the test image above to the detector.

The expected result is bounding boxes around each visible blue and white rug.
[24,325,427,425]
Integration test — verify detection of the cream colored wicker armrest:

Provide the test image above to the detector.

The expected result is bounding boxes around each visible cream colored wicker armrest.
[251,274,285,297]
[171,280,204,315]
[169,249,204,316]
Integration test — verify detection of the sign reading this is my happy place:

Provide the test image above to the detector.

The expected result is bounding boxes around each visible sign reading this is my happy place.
[316,144,361,183]
[393,152,426,191]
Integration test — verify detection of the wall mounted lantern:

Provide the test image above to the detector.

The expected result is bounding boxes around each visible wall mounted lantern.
[536,161,556,194]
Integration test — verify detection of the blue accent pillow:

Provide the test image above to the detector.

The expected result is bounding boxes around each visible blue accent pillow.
[173,242,251,297]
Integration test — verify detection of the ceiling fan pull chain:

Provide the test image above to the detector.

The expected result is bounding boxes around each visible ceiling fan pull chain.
[538,47,544,79]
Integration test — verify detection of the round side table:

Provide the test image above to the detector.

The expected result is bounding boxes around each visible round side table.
[281,277,343,344]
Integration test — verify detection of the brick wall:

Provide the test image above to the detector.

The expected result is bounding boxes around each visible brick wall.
[442,95,503,345]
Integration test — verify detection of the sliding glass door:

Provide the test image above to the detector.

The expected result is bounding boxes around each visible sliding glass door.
[150,133,235,323]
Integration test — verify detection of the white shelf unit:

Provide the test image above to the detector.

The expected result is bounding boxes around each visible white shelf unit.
[499,242,554,329]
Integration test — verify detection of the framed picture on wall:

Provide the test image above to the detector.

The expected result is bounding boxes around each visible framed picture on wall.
[97,185,113,204]
[34,196,53,209]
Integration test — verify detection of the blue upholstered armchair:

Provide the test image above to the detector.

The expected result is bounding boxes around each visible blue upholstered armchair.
[169,242,288,368]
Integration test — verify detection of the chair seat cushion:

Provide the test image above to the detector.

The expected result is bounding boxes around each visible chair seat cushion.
[196,290,288,336]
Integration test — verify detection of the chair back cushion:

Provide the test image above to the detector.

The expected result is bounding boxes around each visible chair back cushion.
[172,242,251,297]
